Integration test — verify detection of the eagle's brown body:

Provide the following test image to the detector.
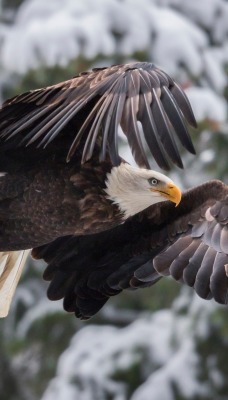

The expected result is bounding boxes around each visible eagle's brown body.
[0,62,227,319]
[0,146,121,250]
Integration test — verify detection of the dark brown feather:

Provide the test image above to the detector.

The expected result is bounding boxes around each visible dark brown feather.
[0,154,122,251]
[0,62,196,170]
[32,180,228,319]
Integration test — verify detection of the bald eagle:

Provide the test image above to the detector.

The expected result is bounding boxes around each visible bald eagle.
[0,62,227,319]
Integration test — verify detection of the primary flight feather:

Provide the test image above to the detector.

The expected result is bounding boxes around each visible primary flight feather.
[0,61,226,319]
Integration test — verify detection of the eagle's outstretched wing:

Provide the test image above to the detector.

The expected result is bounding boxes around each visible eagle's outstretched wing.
[0,62,196,169]
[32,180,228,319]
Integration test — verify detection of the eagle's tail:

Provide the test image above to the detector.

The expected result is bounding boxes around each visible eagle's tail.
[0,250,30,317]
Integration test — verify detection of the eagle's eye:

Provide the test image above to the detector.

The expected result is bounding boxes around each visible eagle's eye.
[148,178,159,186]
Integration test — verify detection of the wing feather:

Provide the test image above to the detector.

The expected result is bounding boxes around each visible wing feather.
[0,62,196,169]
[100,80,126,162]
[151,88,183,168]
[169,239,200,282]
[121,72,150,168]
[138,91,170,169]
[210,253,228,304]
[30,180,228,320]
[161,86,195,154]
[183,242,208,287]
[194,247,216,300]
[170,82,197,127]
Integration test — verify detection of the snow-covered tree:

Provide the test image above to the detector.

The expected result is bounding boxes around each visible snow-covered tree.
[0,1,227,399]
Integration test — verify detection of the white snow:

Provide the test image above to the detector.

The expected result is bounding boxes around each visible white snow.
[185,87,227,123]
[0,0,225,92]
[1,3,115,72]
[176,0,223,30]
[132,339,201,400]
[41,293,217,400]
[203,48,228,93]
[147,6,207,77]
[175,0,228,42]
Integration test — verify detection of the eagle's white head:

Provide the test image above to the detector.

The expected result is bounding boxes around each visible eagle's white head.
[105,163,181,219]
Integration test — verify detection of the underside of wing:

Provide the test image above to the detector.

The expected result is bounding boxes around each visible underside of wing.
[154,192,228,304]
[0,62,196,170]
[32,181,228,320]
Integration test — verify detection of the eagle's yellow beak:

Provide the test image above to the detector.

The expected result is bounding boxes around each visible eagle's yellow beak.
[150,182,182,207]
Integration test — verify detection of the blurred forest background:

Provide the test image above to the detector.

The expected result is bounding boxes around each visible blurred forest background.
[0,0,228,399]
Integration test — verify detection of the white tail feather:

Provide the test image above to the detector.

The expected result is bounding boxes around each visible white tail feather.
[0,250,30,317]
